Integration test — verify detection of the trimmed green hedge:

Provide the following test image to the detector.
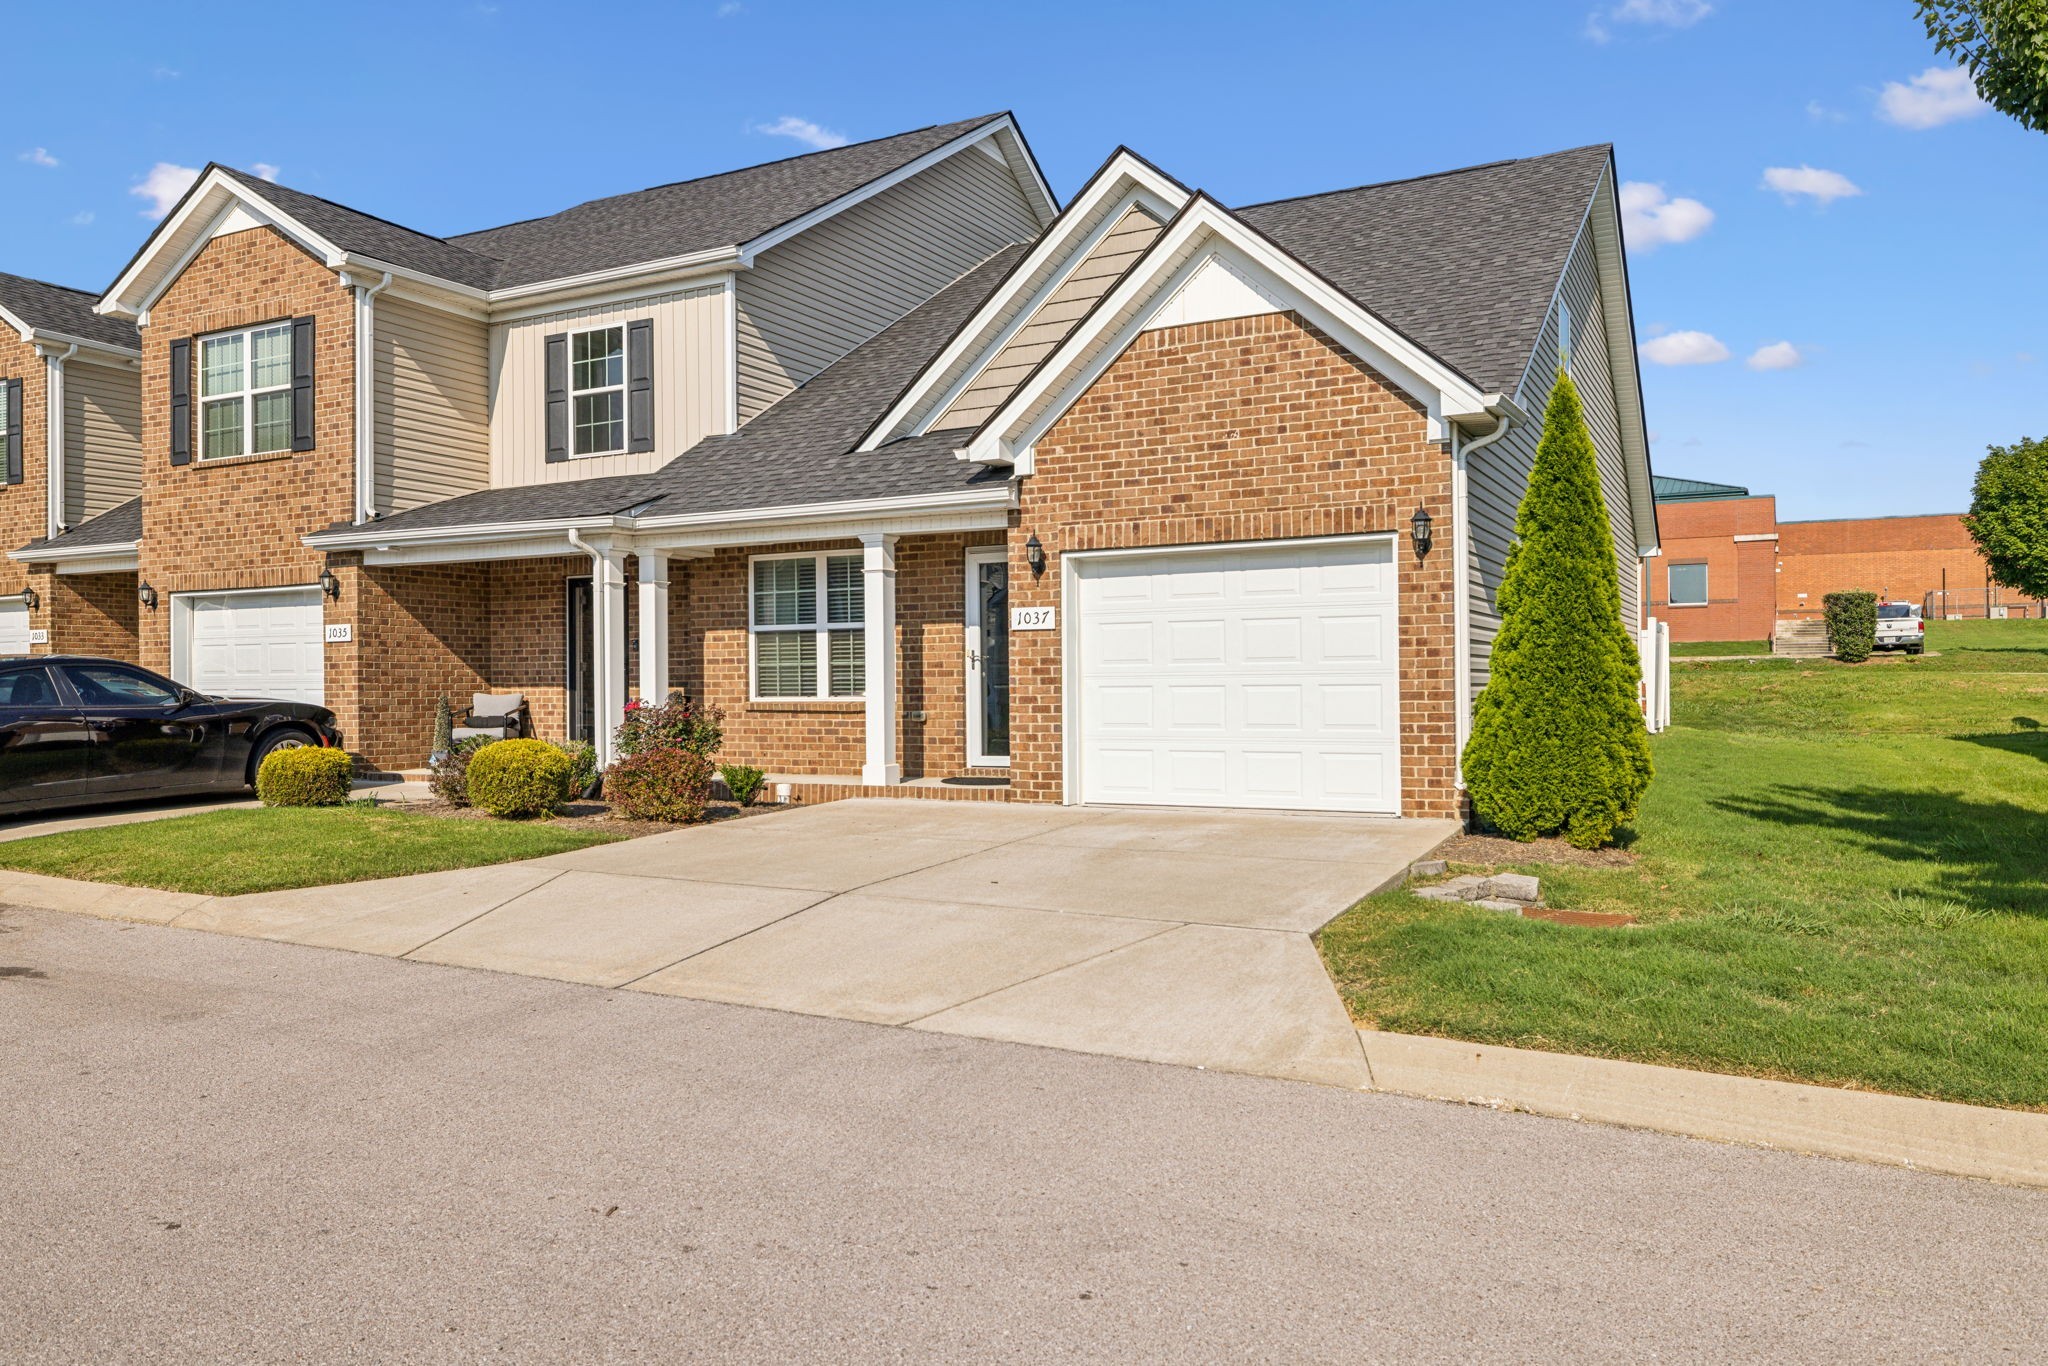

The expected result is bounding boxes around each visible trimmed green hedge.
[718,762,767,807]
[465,739,574,819]
[256,746,354,807]
[608,747,717,823]
[1824,591,1877,663]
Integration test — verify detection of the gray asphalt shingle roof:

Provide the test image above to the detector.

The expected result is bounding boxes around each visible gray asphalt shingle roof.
[1236,144,1611,394]
[338,245,1023,538]
[18,496,141,556]
[0,272,139,351]
[224,115,1009,293]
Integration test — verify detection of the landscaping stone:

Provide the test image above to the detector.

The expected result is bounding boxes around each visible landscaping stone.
[1484,873,1542,904]
[1413,875,1491,903]
[1412,885,1468,903]
[1408,859,1448,879]
[1473,899,1526,913]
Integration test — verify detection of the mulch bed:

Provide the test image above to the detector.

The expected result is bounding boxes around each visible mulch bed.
[377,796,785,840]
[1434,833,1637,869]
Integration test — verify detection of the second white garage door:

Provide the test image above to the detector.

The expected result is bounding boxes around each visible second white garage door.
[0,601,29,657]
[179,588,326,704]
[1074,538,1401,813]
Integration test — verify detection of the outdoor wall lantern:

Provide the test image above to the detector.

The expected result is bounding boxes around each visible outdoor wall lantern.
[1025,533,1046,579]
[1410,506,1434,559]
[319,567,341,599]
[19,586,37,612]
[138,581,158,611]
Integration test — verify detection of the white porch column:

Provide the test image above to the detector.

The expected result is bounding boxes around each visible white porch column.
[861,533,900,786]
[591,542,630,768]
[636,551,670,706]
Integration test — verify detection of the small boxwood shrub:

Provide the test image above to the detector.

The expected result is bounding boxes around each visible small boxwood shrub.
[256,746,354,807]
[608,747,717,823]
[465,739,574,819]
[1824,591,1877,663]
[556,740,598,799]
[429,735,493,806]
[719,762,767,807]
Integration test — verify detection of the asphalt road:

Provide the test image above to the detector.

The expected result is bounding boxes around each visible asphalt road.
[3,905,2044,1363]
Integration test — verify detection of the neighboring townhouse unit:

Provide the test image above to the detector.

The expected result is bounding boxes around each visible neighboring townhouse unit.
[34,115,1656,821]
[0,274,144,658]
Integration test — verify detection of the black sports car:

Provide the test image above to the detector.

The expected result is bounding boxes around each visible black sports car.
[0,655,343,816]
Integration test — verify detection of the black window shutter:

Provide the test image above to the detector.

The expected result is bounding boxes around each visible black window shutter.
[626,319,654,454]
[4,378,22,485]
[544,332,569,463]
[290,315,317,452]
[168,339,192,467]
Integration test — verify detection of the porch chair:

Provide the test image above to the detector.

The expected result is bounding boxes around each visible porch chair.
[451,692,530,743]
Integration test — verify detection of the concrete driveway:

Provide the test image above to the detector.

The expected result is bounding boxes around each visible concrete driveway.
[163,799,1454,1086]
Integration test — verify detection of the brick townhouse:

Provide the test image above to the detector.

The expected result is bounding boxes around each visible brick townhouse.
[19,114,1657,819]
[1647,475,2031,643]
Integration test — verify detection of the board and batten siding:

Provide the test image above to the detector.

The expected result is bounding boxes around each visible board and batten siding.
[489,280,729,488]
[935,203,1165,430]
[375,294,491,514]
[63,355,143,524]
[1466,224,1641,698]
[735,145,1043,422]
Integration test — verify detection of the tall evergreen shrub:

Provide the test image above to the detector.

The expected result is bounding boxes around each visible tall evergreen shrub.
[1823,591,1877,663]
[1462,373,1653,849]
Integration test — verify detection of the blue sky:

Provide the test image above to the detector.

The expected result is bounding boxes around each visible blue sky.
[4,1,2039,520]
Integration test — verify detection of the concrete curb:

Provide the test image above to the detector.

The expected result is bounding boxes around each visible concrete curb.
[1359,1030,2048,1188]
[0,871,213,926]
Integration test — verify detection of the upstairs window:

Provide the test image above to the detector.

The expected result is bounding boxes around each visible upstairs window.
[198,322,294,460]
[750,553,865,700]
[1668,561,1708,607]
[570,326,625,456]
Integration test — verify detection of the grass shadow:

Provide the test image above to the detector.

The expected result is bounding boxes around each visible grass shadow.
[1712,782,2048,918]
[1956,728,2048,765]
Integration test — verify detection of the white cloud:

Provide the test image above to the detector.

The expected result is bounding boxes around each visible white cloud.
[152,64,180,79]
[754,116,847,150]
[1805,99,1848,123]
[249,162,281,182]
[68,210,94,227]
[1618,181,1714,250]
[1762,164,1863,205]
[1747,341,1804,371]
[1641,331,1730,365]
[1586,0,1711,40]
[19,147,59,168]
[717,1,743,13]
[1878,66,1986,129]
[130,162,200,219]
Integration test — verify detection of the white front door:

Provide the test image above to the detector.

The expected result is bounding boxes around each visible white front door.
[1072,537,1401,813]
[965,548,1010,767]
[177,587,326,704]
[0,602,28,656]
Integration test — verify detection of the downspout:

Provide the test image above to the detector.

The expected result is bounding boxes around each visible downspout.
[344,271,392,525]
[1451,408,1516,788]
[40,342,78,539]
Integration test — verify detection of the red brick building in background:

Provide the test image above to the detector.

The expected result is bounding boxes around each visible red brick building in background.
[1647,476,2038,643]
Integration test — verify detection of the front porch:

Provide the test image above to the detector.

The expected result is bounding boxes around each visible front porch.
[330,511,1018,794]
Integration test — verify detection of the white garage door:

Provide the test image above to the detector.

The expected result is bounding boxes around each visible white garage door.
[0,602,28,656]
[180,588,325,704]
[1075,538,1401,813]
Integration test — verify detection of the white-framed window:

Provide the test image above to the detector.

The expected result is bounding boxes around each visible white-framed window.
[0,380,11,444]
[750,552,865,700]
[198,322,293,460]
[1668,561,1708,607]
[570,325,626,456]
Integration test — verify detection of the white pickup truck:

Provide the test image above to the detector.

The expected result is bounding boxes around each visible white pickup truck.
[1875,601,1926,655]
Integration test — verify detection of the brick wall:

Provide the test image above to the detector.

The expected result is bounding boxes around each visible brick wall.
[1010,311,1460,819]
[1777,514,2027,619]
[0,328,50,603]
[1646,495,1778,642]
[28,568,138,660]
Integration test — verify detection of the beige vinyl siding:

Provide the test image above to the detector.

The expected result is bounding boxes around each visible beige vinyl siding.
[63,355,143,524]
[735,145,1042,422]
[375,294,491,514]
[489,280,729,488]
[935,204,1164,430]
[1467,225,1639,697]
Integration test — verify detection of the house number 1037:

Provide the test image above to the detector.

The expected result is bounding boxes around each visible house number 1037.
[1011,606,1056,631]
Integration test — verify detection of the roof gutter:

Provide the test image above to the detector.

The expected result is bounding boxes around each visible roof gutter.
[8,538,140,565]
[303,512,631,552]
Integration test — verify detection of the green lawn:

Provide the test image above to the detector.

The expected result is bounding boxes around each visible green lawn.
[1317,616,2048,1111]
[1670,638,1770,657]
[0,804,622,897]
